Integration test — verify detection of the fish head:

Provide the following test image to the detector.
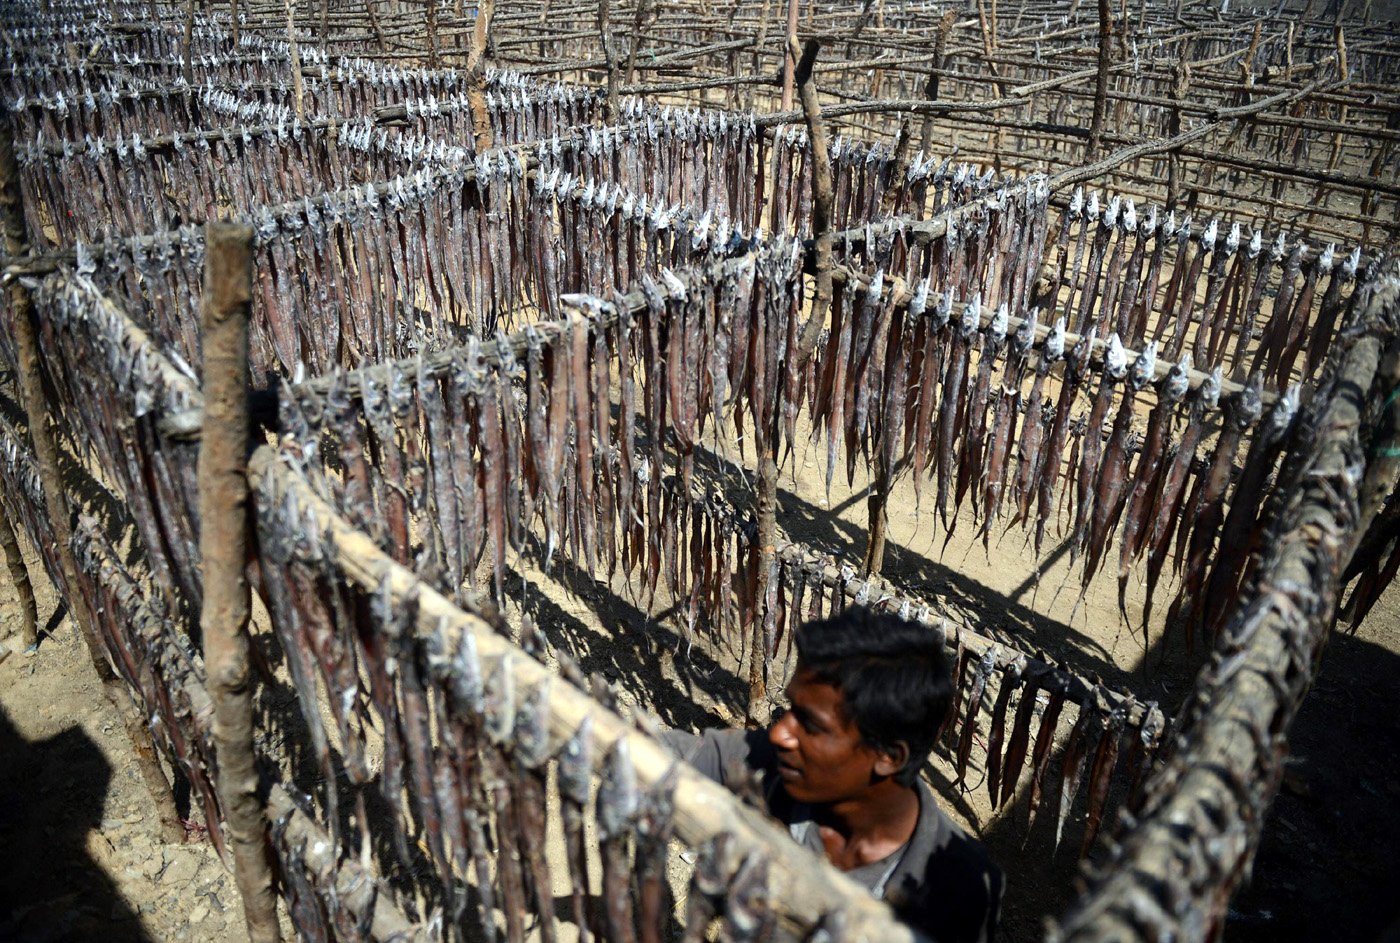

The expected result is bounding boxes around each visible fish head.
[1201,219,1218,253]
[558,714,594,805]
[1143,205,1158,236]
[1069,186,1084,219]
[514,677,554,769]
[482,653,516,745]
[1226,222,1241,255]
[867,268,885,305]
[1271,384,1301,437]
[1245,228,1262,259]
[1012,307,1038,356]
[1122,199,1138,233]
[1319,243,1336,273]
[1199,366,1223,411]
[990,303,1009,347]
[908,277,930,318]
[1270,233,1286,262]
[1235,375,1264,428]
[1046,315,1067,361]
[1343,247,1361,279]
[960,292,982,337]
[1103,195,1120,229]
[1129,340,1157,390]
[1086,190,1100,222]
[1163,353,1191,402]
[934,289,954,330]
[1104,333,1129,380]
[598,739,639,839]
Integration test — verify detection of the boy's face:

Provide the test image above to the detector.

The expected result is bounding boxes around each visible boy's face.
[767,666,887,805]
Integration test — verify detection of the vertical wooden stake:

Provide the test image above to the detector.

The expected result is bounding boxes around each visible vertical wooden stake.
[624,0,650,86]
[919,11,955,156]
[365,0,386,52]
[199,223,280,943]
[426,0,440,69]
[183,0,195,85]
[746,39,836,723]
[286,0,305,120]
[780,0,798,111]
[230,0,239,44]
[465,0,495,150]
[0,510,37,651]
[1088,0,1113,157]
[597,0,619,119]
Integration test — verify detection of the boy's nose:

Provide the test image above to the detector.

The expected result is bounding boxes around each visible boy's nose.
[768,713,798,750]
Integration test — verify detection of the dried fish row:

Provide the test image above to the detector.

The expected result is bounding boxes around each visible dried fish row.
[651,468,1170,858]
[251,444,913,943]
[17,272,205,610]
[14,113,438,246]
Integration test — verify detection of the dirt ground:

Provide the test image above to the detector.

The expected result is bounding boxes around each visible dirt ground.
[0,541,247,943]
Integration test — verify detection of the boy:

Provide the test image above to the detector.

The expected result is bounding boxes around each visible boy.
[665,606,1002,943]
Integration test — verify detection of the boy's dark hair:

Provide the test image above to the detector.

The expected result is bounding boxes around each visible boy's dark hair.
[794,606,953,787]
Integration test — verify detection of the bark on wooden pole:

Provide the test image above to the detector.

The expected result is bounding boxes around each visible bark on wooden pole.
[198,223,281,943]
[597,0,619,119]
[0,509,37,651]
[465,0,495,151]
[183,0,195,85]
[426,0,440,69]
[747,38,835,722]
[918,11,956,154]
[1088,0,1113,157]
[286,0,305,120]
[780,0,798,111]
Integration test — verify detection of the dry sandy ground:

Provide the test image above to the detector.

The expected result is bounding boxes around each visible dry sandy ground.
[0,541,247,943]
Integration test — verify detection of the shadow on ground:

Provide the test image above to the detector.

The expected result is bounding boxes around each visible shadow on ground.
[0,703,151,942]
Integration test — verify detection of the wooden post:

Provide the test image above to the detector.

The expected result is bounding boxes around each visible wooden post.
[918,11,955,155]
[465,0,495,150]
[426,0,439,69]
[318,0,328,44]
[0,117,183,841]
[365,0,386,52]
[746,38,835,722]
[780,0,798,110]
[286,0,305,120]
[1088,0,1113,157]
[0,510,37,651]
[624,0,650,86]
[198,223,280,943]
[183,0,195,85]
[230,0,239,43]
[597,0,619,119]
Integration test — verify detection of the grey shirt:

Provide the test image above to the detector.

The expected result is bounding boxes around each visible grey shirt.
[663,727,1002,943]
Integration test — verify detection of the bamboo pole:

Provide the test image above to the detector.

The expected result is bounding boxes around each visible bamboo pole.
[198,223,281,943]
[0,509,36,651]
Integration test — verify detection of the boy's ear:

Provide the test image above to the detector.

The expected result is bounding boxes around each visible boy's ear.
[873,741,911,779]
